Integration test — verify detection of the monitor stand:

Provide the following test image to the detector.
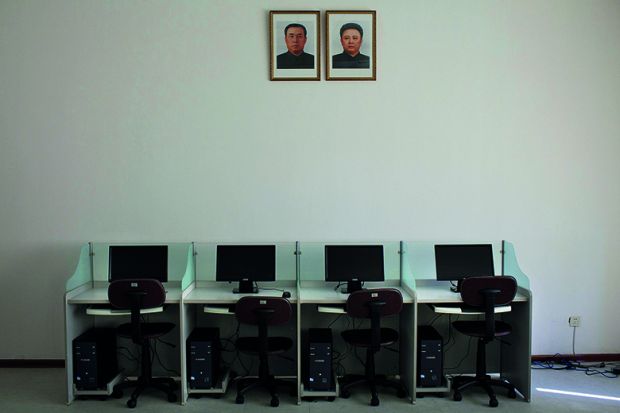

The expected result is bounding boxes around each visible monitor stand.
[233,279,258,294]
[341,279,362,294]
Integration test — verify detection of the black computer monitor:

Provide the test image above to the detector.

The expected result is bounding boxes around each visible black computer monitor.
[434,244,494,291]
[216,245,276,293]
[109,245,168,282]
[325,245,385,294]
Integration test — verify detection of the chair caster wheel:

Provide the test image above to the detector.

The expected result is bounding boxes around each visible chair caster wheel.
[235,395,244,404]
[370,396,380,406]
[168,392,177,403]
[327,396,335,402]
[270,397,279,407]
[489,397,499,407]
[508,388,517,399]
[397,388,407,398]
[340,389,350,399]
[111,388,123,399]
[453,391,462,401]
[127,398,137,408]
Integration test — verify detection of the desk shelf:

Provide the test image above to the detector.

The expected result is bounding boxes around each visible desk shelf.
[188,369,231,395]
[73,372,124,397]
[415,376,451,396]
[300,381,338,399]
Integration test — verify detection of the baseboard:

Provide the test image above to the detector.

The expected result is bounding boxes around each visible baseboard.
[0,359,65,368]
[532,354,620,362]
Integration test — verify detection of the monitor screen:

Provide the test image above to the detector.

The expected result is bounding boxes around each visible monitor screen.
[109,245,168,282]
[325,245,385,282]
[434,244,495,281]
[216,245,276,282]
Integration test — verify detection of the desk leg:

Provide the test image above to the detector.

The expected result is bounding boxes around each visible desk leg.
[296,301,302,405]
[180,302,193,405]
[399,304,415,403]
[500,297,532,402]
[64,300,94,404]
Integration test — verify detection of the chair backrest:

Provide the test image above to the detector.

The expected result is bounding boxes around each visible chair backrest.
[346,288,403,352]
[108,279,166,309]
[460,276,517,308]
[460,276,517,341]
[108,279,166,343]
[346,288,403,319]
[235,296,292,326]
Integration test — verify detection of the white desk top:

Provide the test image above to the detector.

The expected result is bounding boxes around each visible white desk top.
[184,286,297,304]
[415,280,528,304]
[299,286,414,304]
[67,287,182,304]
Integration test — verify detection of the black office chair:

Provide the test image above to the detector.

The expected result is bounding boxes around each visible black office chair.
[234,296,295,407]
[451,276,518,407]
[108,279,177,408]
[339,288,407,406]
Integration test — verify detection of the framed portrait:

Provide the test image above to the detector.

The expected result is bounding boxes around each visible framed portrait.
[270,11,320,81]
[326,10,376,81]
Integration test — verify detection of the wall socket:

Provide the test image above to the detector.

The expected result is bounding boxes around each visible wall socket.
[568,315,581,327]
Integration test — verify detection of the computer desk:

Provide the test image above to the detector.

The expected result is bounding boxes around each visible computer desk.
[180,282,298,404]
[297,281,416,404]
[413,279,532,403]
[64,284,183,404]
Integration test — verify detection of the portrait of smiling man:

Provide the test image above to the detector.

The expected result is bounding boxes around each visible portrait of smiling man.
[332,22,370,69]
[276,23,314,69]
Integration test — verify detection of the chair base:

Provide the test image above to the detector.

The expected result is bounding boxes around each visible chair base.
[235,375,296,407]
[339,374,407,406]
[113,377,177,408]
[452,375,516,408]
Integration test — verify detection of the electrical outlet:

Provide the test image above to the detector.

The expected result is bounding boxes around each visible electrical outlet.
[568,315,581,327]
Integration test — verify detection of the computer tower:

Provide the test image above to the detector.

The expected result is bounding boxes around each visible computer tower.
[417,325,443,387]
[304,328,333,391]
[187,328,220,389]
[73,328,118,390]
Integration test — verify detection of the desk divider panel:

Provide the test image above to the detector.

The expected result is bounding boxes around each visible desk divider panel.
[90,242,192,286]
[406,240,504,280]
[298,241,402,283]
[193,242,297,282]
[399,241,416,292]
[180,243,196,291]
[502,241,530,290]
[65,243,93,292]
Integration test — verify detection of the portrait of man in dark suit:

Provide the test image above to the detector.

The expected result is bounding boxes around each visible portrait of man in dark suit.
[277,23,314,69]
[332,23,370,69]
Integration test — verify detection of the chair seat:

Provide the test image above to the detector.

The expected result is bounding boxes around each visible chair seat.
[452,320,512,338]
[341,328,399,347]
[117,322,175,339]
[236,337,293,354]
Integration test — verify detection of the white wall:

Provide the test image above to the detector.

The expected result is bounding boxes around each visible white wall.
[1,0,619,358]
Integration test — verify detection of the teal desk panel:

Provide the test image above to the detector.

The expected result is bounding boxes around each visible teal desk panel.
[406,240,504,280]
[298,241,401,282]
[91,242,191,282]
[194,242,297,281]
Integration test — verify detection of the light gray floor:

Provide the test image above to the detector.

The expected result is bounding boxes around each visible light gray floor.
[0,367,618,413]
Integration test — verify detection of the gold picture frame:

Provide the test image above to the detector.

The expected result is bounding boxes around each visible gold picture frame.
[270,10,321,81]
[326,10,376,81]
